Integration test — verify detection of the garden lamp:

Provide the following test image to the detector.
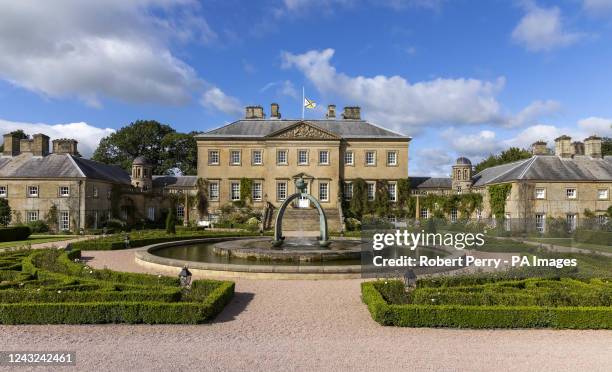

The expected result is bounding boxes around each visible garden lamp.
[179,266,192,288]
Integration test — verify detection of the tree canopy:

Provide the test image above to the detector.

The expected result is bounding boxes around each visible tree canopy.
[92,120,199,175]
[603,137,611,157]
[474,147,532,173]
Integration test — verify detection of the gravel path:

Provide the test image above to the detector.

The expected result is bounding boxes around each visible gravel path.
[1,249,611,371]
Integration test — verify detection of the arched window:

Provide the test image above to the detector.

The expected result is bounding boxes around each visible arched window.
[463,169,468,179]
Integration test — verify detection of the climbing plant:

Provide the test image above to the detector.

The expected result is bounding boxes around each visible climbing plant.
[45,204,58,231]
[110,184,123,218]
[196,178,209,216]
[349,178,368,219]
[374,181,391,217]
[488,184,512,218]
[0,198,11,227]
[240,177,253,204]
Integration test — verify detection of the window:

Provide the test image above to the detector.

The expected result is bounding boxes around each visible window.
[252,150,263,165]
[230,182,240,201]
[252,182,262,201]
[365,151,376,166]
[504,213,511,232]
[319,182,329,202]
[298,150,308,165]
[147,207,155,221]
[344,151,354,165]
[535,188,546,199]
[566,188,577,199]
[598,189,609,200]
[27,186,39,197]
[93,186,99,198]
[535,213,546,233]
[277,150,288,165]
[598,215,608,225]
[177,205,185,219]
[208,150,220,165]
[27,211,39,222]
[143,168,149,177]
[0,186,6,198]
[343,182,353,200]
[387,151,397,166]
[319,150,329,165]
[367,182,376,201]
[59,186,70,197]
[60,211,70,231]
[277,181,287,201]
[230,150,241,165]
[456,186,462,193]
[566,214,577,231]
[209,182,219,201]
[420,208,429,219]
[450,208,458,223]
[388,183,397,202]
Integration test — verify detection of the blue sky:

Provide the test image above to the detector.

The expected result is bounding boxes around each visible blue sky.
[0,0,611,175]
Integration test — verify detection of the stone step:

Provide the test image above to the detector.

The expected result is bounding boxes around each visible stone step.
[276,207,341,232]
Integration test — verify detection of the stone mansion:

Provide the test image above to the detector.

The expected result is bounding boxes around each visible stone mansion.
[0,103,610,232]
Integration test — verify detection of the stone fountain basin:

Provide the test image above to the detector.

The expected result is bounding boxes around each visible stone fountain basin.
[212,237,364,262]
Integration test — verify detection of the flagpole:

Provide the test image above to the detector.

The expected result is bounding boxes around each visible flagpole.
[302,86,305,119]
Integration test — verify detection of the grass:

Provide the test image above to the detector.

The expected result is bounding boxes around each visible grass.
[527,237,612,254]
[0,235,76,249]
[0,249,234,324]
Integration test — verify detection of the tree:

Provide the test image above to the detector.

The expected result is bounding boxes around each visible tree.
[0,199,11,227]
[349,178,368,219]
[603,137,612,157]
[160,131,200,175]
[92,120,176,174]
[166,206,177,234]
[475,147,532,173]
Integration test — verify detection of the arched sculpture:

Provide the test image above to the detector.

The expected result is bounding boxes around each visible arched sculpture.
[272,177,330,248]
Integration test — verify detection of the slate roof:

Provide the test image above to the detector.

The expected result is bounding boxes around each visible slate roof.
[196,119,410,140]
[472,155,612,187]
[410,177,452,189]
[0,153,131,184]
[152,175,198,188]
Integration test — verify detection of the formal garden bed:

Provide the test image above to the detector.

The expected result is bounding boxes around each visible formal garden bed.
[0,249,234,324]
[362,252,612,329]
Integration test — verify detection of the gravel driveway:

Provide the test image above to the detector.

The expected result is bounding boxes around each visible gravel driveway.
[1,249,610,371]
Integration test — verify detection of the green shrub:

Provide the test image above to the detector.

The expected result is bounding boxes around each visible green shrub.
[361,281,612,329]
[0,226,32,242]
[575,230,612,246]
[27,220,49,233]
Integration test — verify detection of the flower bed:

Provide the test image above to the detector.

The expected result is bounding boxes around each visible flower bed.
[0,249,234,324]
[362,277,612,329]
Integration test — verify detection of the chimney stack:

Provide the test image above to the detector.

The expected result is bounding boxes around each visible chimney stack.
[584,135,602,158]
[572,141,585,156]
[32,134,50,156]
[326,104,336,119]
[270,103,281,119]
[531,140,548,155]
[2,133,21,156]
[342,106,361,120]
[53,139,78,156]
[554,135,572,158]
[245,105,264,119]
[19,138,33,153]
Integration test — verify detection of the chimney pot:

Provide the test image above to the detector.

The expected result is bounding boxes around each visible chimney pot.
[342,106,361,120]
[270,103,281,119]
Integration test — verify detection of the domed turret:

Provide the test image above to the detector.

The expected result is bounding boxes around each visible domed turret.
[131,156,153,191]
[452,157,473,194]
[456,157,472,165]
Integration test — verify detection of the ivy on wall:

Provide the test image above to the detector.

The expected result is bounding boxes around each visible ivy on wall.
[419,193,483,219]
[110,184,123,218]
[239,178,253,204]
[196,178,209,216]
[488,184,512,217]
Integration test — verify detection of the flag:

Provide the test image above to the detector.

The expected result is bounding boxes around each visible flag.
[304,98,316,109]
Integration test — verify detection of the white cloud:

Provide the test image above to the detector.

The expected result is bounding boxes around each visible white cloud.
[578,116,612,134]
[583,0,612,14]
[512,4,583,52]
[0,119,114,157]
[506,99,561,127]
[260,80,299,99]
[0,0,216,106]
[441,128,503,159]
[412,148,453,177]
[200,87,242,115]
[281,48,506,133]
[504,118,612,148]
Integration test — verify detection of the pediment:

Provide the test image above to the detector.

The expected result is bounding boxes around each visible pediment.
[266,121,340,140]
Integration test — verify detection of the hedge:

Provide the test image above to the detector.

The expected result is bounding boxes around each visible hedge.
[362,281,612,329]
[575,230,612,246]
[71,230,264,251]
[0,226,32,242]
[0,249,235,324]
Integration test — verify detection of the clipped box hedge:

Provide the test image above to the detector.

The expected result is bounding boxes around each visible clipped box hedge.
[0,226,32,242]
[0,249,235,324]
[361,281,612,329]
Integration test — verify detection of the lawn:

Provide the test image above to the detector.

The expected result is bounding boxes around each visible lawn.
[0,235,76,249]
[0,249,234,324]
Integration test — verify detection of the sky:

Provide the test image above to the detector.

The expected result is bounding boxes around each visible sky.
[0,0,611,176]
